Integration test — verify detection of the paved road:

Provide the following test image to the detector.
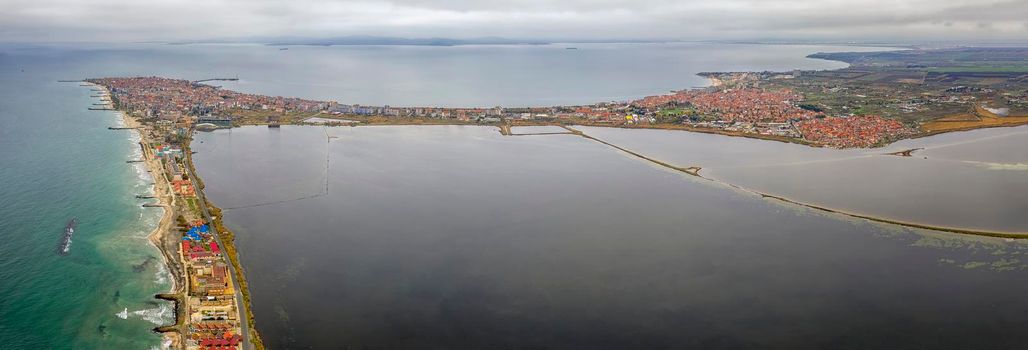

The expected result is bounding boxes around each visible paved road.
[186,157,254,350]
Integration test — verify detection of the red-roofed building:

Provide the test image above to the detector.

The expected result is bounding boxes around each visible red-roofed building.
[172,180,196,196]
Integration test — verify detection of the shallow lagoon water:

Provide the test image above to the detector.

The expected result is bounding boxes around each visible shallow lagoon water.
[195,125,1028,349]
[577,126,1028,233]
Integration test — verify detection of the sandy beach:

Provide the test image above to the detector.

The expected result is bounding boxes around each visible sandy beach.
[134,116,184,348]
[93,82,185,348]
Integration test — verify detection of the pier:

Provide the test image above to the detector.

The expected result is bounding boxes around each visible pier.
[57,79,82,82]
[193,77,239,83]
[886,148,923,157]
[136,195,155,199]
[127,159,143,163]
[142,203,164,208]
[89,108,116,110]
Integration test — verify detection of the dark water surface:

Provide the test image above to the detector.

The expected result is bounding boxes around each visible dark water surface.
[194,126,1028,349]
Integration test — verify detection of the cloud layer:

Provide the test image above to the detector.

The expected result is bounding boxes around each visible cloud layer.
[1,0,1026,42]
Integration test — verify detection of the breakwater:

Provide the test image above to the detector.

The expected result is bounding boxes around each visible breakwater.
[152,293,185,334]
[193,78,240,83]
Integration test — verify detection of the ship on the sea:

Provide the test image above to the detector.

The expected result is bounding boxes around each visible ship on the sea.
[58,218,77,255]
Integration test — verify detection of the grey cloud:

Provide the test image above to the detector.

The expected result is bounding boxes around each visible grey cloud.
[0,0,1024,42]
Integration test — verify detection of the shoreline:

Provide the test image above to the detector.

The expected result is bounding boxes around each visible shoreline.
[88,81,262,350]
[89,82,186,348]
[135,123,184,349]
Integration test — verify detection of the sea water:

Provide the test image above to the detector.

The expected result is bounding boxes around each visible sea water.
[0,51,172,349]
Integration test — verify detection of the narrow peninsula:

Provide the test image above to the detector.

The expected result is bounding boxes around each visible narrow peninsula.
[76,45,1028,350]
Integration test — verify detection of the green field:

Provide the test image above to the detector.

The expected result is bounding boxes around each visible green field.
[186,197,199,214]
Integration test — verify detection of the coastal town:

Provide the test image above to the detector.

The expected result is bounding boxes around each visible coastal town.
[90,76,918,148]
[84,83,257,349]
[87,47,1028,149]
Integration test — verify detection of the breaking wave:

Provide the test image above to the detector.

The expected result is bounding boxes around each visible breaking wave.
[154,260,169,286]
[149,337,174,350]
[132,303,174,325]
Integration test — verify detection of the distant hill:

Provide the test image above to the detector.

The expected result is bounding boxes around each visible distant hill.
[808,47,1028,68]
[166,36,677,47]
[267,36,551,47]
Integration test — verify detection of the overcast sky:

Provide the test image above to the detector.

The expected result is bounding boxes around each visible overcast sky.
[1,0,1026,42]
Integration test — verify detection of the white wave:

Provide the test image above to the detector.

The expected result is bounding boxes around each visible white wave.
[61,238,72,254]
[132,303,174,325]
[149,337,174,350]
[134,162,153,183]
[116,307,129,319]
[154,261,169,286]
[111,114,126,128]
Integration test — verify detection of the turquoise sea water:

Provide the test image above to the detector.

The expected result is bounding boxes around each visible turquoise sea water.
[0,56,171,348]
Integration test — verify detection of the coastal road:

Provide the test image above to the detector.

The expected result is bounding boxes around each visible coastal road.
[185,159,254,350]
